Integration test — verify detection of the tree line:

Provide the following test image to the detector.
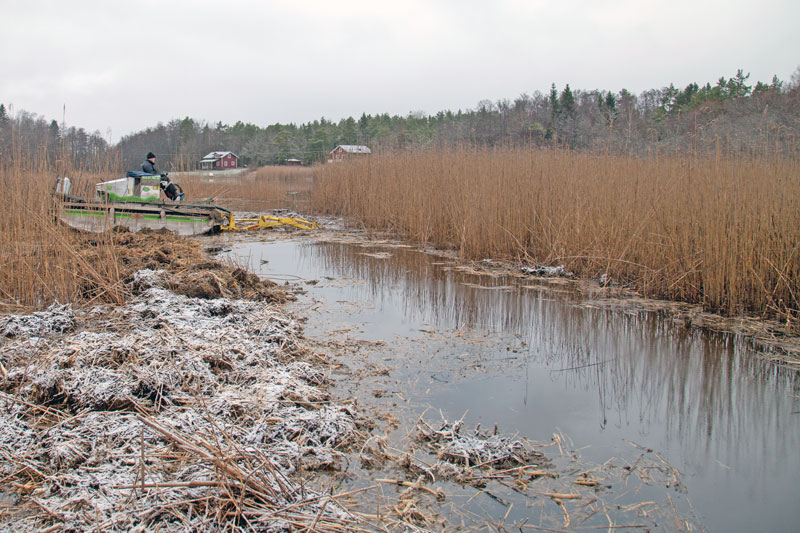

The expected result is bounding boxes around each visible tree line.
[0,105,111,172]
[2,68,798,173]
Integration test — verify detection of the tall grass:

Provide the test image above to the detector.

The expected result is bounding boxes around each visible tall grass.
[0,160,126,311]
[0,159,318,310]
[312,148,800,322]
[179,166,316,211]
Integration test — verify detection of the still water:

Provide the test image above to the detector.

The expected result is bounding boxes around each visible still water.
[226,237,799,532]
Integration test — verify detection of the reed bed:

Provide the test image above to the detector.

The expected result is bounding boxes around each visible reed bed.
[180,166,316,212]
[0,164,127,312]
[0,165,288,312]
[312,148,800,322]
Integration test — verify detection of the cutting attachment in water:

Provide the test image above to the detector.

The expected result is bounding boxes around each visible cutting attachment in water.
[220,213,320,231]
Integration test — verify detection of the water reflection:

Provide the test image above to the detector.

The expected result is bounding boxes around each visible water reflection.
[301,241,797,461]
[230,239,800,532]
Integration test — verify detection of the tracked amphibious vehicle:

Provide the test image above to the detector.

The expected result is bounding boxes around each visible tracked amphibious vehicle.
[54,172,318,235]
[55,172,229,236]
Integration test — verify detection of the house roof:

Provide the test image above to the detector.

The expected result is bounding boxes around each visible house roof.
[330,145,371,154]
[200,151,238,161]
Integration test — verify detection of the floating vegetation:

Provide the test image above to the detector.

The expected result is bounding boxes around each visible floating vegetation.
[349,415,700,530]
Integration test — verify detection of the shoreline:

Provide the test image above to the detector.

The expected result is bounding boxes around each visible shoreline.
[0,268,362,530]
[230,222,799,366]
[0,223,715,530]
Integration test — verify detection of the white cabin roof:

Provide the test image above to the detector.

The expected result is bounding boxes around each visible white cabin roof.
[331,145,371,154]
[201,151,237,161]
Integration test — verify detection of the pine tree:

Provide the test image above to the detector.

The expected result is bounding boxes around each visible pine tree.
[726,69,751,98]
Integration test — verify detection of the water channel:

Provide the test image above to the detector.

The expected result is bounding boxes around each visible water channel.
[223,235,800,532]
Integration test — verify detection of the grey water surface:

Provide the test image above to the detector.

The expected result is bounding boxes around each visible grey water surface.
[225,237,799,532]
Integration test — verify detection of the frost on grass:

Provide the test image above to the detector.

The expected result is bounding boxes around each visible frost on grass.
[521,264,571,278]
[0,303,74,338]
[416,418,543,470]
[0,269,360,531]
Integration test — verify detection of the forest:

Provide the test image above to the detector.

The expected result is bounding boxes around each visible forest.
[1,68,798,172]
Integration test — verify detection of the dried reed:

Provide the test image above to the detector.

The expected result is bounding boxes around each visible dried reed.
[312,147,800,322]
[0,162,125,311]
[0,156,303,311]
[179,166,316,212]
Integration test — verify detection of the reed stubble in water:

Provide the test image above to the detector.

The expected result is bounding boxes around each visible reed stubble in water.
[312,147,800,324]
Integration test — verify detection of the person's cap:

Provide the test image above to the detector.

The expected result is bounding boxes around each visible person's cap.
[147,152,156,159]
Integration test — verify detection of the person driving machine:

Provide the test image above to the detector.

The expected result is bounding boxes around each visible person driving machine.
[141,152,158,174]
[141,151,183,202]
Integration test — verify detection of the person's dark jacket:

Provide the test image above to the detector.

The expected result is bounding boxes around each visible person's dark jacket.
[141,159,158,174]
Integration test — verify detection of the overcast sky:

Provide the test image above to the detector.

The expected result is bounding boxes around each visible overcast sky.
[2,0,797,142]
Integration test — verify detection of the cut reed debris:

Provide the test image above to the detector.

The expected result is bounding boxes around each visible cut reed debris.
[0,271,362,531]
[352,417,699,530]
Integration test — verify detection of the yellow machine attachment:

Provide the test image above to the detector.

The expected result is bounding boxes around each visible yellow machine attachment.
[221,214,320,232]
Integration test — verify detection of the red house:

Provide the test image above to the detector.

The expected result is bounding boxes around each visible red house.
[200,151,238,170]
[329,145,371,162]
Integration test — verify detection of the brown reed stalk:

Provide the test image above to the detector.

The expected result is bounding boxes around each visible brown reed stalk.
[0,159,125,311]
[311,147,800,323]
[180,166,317,211]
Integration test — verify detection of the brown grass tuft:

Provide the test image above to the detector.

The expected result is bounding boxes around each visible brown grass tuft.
[0,166,124,311]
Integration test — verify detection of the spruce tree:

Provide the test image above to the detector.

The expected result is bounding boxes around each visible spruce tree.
[559,84,575,117]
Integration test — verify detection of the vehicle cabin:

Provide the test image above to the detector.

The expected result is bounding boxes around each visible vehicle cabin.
[200,151,238,170]
[329,145,371,162]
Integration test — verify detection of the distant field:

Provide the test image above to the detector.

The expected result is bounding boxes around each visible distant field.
[171,168,248,179]
[312,147,800,322]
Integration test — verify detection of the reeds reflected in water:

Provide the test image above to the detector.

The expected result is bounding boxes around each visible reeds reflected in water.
[313,148,800,324]
[298,239,800,475]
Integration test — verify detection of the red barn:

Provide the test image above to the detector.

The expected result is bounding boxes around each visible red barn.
[329,145,371,162]
[200,151,238,170]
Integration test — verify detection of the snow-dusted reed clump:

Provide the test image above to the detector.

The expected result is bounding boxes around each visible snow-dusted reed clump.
[417,418,540,468]
[0,269,359,531]
[521,264,570,278]
[0,303,75,338]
